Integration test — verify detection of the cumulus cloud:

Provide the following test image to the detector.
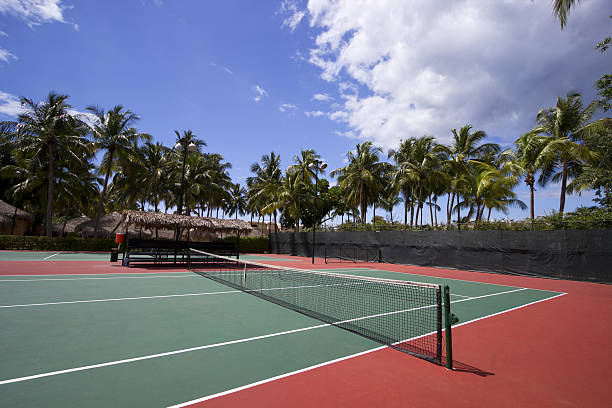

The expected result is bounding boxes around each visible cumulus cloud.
[305,110,325,117]
[279,103,298,113]
[0,0,68,26]
[0,48,17,63]
[312,93,332,102]
[0,90,22,116]
[280,0,306,31]
[296,0,610,149]
[253,85,268,102]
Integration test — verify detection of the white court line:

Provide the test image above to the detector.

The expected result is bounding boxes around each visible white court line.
[450,293,471,298]
[0,275,198,282]
[0,284,552,385]
[0,272,192,277]
[337,267,563,293]
[167,291,567,408]
[0,290,242,308]
[42,253,59,260]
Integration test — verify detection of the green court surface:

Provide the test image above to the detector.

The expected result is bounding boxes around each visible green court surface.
[0,251,297,262]
[0,267,563,407]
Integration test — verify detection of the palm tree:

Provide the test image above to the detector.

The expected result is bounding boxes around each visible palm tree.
[441,125,500,225]
[532,92,607,214]
[389,138,416,226]
[227,183,247,219]
[331,142,388,225]
[171,129,207,215]
[514,132,549,219]
[268,170,304,229]
[88,105,150,236]
[10,92,90,237]
[247,152,282,232]
[288,149,321,231]
[141,142,171,212]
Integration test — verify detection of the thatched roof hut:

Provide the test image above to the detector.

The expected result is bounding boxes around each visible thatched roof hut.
[53,216,91,235]
[121,210,253,234]
[0,199,34,235]
[76,212,136,238]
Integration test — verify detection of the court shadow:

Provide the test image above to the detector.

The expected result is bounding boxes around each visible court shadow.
[450,360,495,377]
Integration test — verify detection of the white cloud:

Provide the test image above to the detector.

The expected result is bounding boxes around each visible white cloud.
[279,103,298,113]
[0,91,99,126]
[280,0,306,31]
[297,0,610,150]
[0,0,67,26]
[67,109,99,127]
[312,93,332,102]
[253,85,268,102]
[0,48,17,63]
[209,62,233,75]
[305,110,325,117]
[0,90,22,116]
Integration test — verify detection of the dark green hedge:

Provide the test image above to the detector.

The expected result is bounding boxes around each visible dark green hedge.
[221,236,270,253]
[0,235,115,251]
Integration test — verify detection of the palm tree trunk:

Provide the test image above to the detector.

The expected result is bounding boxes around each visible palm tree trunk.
[434,198,438,226]
[429,193,434,226]
[94,150,114,237]
[447,190,455,226]
[403,191,408,226]
[359,181,365,225]
[559,158,568,215]
[420,204,423,226]
[45,142,55,238]
[487,207,492,221]
[296,198,301,232]
[529,182,535,220]
[274,211,278,233]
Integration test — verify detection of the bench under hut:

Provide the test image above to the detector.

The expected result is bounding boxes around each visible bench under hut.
[119,210,253,266]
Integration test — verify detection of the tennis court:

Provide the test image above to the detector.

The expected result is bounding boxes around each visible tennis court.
[0,252,570,408]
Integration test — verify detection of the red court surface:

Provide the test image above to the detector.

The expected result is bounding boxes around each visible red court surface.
[187,255,612,408]
[2,254,610,407]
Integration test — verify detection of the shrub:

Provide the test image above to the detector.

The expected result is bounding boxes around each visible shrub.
[0,235,115,251]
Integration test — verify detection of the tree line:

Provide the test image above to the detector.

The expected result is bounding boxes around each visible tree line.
[1,89,609,238]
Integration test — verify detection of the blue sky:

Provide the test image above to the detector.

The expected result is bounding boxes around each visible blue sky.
[1,0,610,222]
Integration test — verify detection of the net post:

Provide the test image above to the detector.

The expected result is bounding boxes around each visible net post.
[444,285,453,370]
[436,287,442,364]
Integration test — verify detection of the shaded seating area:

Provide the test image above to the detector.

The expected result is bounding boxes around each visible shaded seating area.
[123,240,237,266]
[119,210,253,267]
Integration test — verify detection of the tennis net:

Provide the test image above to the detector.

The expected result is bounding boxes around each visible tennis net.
[188,248,446,364]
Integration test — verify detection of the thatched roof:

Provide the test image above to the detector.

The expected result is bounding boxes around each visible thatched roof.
[0,199,34,226]
[53,216,91,234]
[77,212,131,238]
[121,210,253,232]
